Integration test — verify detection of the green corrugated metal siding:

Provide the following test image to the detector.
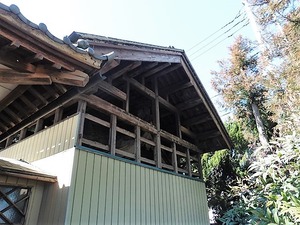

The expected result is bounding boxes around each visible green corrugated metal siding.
[0,175,44,225]
[65,150,210,225]
[0,115,79,163]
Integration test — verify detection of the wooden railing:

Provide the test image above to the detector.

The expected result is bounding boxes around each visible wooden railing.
[77,100,202,178]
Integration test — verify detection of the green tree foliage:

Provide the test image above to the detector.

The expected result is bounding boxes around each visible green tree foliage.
[211,36,273,145]
[217,1,300,224]
[202,121,250,222]
[220,132,300,224]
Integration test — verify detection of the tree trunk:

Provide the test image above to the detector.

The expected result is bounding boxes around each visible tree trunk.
[251,102,268,146]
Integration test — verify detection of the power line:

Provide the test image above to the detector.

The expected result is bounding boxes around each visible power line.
[190,20,250,62]
[189,16,248,58]
[187,7,244,53]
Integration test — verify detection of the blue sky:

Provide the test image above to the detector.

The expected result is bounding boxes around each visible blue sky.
[2,0,255,117]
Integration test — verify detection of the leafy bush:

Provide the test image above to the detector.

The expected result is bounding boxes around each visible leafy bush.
[220,133,300,224]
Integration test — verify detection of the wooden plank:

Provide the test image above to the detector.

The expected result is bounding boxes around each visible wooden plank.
[116,126,135,138]
[161,145,172,153]
[81,138,109,151]
[182,113,212,127]
[159,130,199,152]
[140,157,155,165]
[53,108,63,124]
[100,59,120,74]
[140,137,155,147]
[85,113,110,128]
[176,150,186,157]
[152,64,181,79]
[161,163,174,170]
[97,81,126,101]
[19,96,38,111]
[115,149,135,159]
[109,114,117,155]
[154,77,160,130]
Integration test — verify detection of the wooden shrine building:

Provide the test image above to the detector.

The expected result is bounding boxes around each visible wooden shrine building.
[0,3,232,225]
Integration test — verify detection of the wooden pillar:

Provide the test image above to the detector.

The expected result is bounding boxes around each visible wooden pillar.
[125,81,130,112]
[34,118,44,133]
[5,136,13,148]
[172,142,178,173]
[109,114,117,155]
[198,152,203,179]
[154,77,161,168]
[186,148,192,176]
[176,113,182,138]
[135,126,141,163]
[54,108,63,124]
[19,128,27,140]
[76,100,87,146]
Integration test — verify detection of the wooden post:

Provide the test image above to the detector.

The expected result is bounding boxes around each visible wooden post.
[109,114,117,155]
[54,108,63,124]
[172,142,178,173]
[19,128,27,140]
[155,134,162,168]
[154,77,162,168]
[5,136,13,148]
[135,126,141,163]
[186,148,192,176]
[176,113,182,138]
[76,100,87,146]
[125,81,130,112]
[198,152,203,179]
[34,118,44,133]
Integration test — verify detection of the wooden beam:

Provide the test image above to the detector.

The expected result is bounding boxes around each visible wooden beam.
[175,98,202,111]
[19,96,38,111]
[182,114,212,127]
[197,130,221,141]
[0,69,51,85]
[109,61,142,80]
[28,88,48,106]
[127,62,158,78]
[97,81,126,101]
[3,108,21,124]
[100,59,121,74]
[160,81,193,96]
[123,76,178,113]
[152,63,181,79]
[0,74,104,141]
[180,58,232,149]
[0,68,90,87]
[155,134,162,168]
[77,100,87,146]
[80,94,157,134]
[0,86,29,113]
[0,49,36,73]
[25,53,44,63]
[180,125,197,139]
[50,70,89,87]
[125,81,130,112]
[142,63,171,78]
